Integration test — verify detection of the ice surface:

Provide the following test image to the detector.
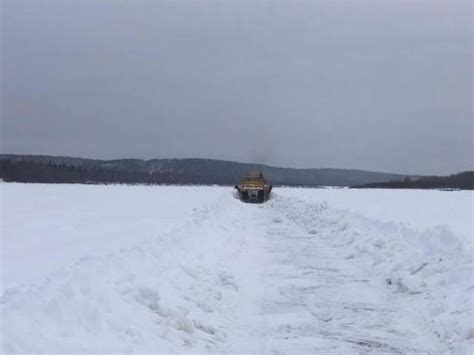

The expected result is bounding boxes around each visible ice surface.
[1,183,472,353]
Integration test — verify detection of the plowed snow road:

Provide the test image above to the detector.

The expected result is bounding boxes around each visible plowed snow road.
[1,184,472,353]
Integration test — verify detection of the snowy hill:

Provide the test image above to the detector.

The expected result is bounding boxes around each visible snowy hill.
[1,183,472,353]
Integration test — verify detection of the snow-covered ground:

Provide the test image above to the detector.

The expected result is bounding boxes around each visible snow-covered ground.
[1,184,221,290]
[278,187,473,252]
[1,183,472,353]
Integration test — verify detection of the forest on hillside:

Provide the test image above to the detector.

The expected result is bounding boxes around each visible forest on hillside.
[354,172,474,190]
[0,155,410,187]
[1,155,471,189]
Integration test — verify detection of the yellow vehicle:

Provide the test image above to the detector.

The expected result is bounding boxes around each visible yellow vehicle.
[235,172,272,203]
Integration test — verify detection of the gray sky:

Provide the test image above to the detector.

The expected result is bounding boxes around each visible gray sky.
[1,0,472,175]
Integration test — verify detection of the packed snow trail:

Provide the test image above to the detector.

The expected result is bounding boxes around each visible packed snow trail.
[1,187,472,353]
[224,196,470,354]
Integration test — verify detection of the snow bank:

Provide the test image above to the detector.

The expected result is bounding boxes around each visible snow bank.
[1,188,249,353]
[277,187,473,252]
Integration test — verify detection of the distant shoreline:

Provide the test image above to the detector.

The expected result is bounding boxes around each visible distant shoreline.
[0,154,472,190]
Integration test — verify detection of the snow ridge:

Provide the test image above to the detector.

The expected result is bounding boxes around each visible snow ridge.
[1,196,245,353]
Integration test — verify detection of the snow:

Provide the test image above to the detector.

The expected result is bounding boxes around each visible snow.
[1,184,219,290]
[278,187,473,252]
[1,183,472,353]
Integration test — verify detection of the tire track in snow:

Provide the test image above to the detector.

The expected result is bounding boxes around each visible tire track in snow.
[223,195,421,354]
[254,205,413,353]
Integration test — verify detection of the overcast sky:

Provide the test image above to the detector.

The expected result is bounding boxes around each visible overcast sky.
[1,0,472,174]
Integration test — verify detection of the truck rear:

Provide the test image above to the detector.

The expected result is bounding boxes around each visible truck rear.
[235,172,272,203]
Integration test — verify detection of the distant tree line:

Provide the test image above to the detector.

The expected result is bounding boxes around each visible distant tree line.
[0,155,407,187]
[1,155,472,189]
[0,159,201,185]
[353,172,474,190]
